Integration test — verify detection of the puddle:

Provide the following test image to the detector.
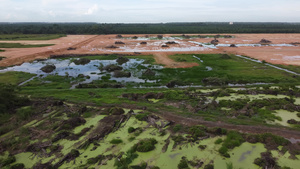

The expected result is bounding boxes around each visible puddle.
[193,55,204,62]
[189,41,296,49]
[0,58,163,88]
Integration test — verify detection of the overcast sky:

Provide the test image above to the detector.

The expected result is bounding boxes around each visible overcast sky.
[1,0,299,23]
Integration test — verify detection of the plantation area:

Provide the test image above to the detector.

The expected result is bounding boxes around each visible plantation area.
[0,53,300,169]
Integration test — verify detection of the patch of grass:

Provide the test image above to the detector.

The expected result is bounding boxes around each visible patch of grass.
[0,56,6,60]
[0,71,36,85]
[0,43,54,48]
[110,138,123,144]
[173,124,183,132]
[0,34,66,40]
[218,131,245,157]
[0,49,5,52]
[169,54,200,63]
[215,138,223,144]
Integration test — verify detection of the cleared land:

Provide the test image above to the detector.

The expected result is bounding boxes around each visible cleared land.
[0,34,300,67]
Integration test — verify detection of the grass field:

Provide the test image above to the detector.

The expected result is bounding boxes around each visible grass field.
[0,34,66,40]
[0,43,54,48]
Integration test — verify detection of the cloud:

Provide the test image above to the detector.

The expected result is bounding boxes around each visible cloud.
[84,4,98,15]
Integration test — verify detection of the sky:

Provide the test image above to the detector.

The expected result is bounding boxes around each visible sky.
[1,0,300,23]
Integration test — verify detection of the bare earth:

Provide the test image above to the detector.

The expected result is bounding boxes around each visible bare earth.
[0,34,300,67]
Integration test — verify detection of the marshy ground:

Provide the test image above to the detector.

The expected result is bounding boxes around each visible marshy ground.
[0,34,300,169]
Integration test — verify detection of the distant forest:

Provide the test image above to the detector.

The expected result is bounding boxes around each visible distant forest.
[1,22,300,34]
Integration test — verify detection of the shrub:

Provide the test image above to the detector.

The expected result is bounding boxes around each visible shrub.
[2,155,16,167]
[218,146,230,158]
[11,163,25,169]
[215,138,223,144]
[128,127,136,133]
[135,138,157,152]
[204,164,214,169]
[110,139,123,144]
[40,64,56,73]
[178,158,190,169]
[135,113,149,121]
[173,124,183,132]
[73,58,90,65]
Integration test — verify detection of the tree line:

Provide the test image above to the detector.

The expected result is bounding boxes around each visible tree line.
[1,22,300,34]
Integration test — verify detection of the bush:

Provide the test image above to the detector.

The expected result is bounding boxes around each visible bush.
[215,138,223,144]
[178,158,190,169]
[40,64,56,73]
[173,124,183,132]
[0,84,29,114]
[204,164,214,169]
[218,146,230,158]
[73,58,90,65]
[110,139,123,144]
[135,113,149,121]
[2,155,16,167]
[135,138,157,152]
[128,127,136,133]
[11,163,25,169]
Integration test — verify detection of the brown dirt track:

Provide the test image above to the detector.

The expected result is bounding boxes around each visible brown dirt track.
[0,34,300,67]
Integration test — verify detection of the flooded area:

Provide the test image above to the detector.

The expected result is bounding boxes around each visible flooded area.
[0,58,163,88]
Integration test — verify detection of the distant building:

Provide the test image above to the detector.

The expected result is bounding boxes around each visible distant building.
[229,22,234,25]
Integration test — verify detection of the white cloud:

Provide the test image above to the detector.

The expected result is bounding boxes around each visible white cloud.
[0,0,299,22]
[84,4,98,15]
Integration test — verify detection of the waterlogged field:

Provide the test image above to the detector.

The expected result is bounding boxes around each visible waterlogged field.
[0,54,300,169]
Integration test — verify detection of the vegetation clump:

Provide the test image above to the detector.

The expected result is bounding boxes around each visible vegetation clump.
[142,69,156,76]
[109,107,125,115]
[110,138,123,144]
[102,64,123,72]
[177,157,190,169]
[113,70,131,78]
[115,41,125,44]
[116,56,129,65]
[218,131,244,157]
[0,155,16,167]
[73,58,90,65]
[254,152,279,168]
[260,39,272,44]
[40,64,56,73]
[135,112,150,121]
[134,138,158,152]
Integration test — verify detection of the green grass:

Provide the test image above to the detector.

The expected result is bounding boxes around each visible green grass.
[0,56,5,61]
[271,64,300,74]
[0,72,36,85]
[0,43,54,48]
[0,34,66,40]
[0,49,4,52]
[169,54,200,63]
[154,54,299,86]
